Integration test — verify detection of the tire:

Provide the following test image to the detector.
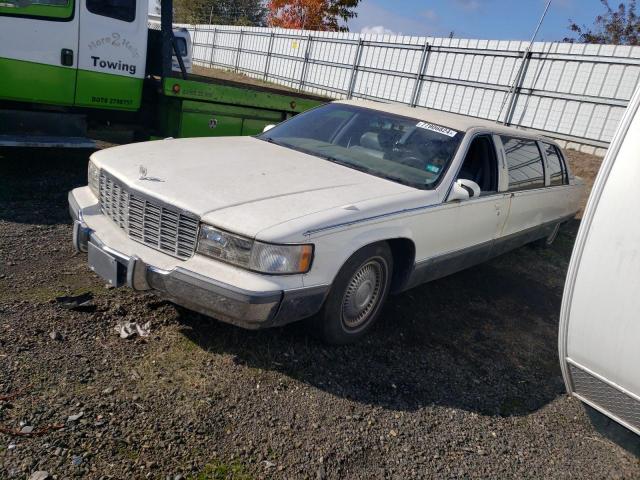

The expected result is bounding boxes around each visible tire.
[313,243,393,345]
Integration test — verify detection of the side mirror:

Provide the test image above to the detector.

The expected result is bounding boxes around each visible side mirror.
[263,124,276,133]
[448,179,481,202]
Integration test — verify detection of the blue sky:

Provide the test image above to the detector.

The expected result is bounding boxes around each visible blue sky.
[349,0,606,42]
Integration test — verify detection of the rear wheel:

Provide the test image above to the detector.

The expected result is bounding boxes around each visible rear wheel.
[313,243,393,345]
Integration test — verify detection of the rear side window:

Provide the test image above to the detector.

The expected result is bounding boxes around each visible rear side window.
[543,143,568,186]
[87,0,135,22]
[501,136,545,192]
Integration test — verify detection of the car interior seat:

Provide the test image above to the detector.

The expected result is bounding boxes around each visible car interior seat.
[458,137,495,192]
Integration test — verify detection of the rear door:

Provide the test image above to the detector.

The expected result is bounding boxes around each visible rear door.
[538,142,575,220]
[492,135,549,254]
[75,0,147,111]
[0,0,79,106]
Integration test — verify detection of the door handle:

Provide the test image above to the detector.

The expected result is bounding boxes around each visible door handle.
[61,48,74,67]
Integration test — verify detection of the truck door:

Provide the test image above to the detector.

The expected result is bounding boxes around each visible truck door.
[75,0,147,111]
[0,0,79,106]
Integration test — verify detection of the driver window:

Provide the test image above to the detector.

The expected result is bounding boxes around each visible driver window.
[456,135,498,194]
[87,0,136,22]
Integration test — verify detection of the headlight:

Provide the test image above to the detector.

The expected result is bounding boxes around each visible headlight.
[197,225,313,274]
[88,160,100,197]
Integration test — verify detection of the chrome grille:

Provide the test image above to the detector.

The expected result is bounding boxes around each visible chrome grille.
[98,172,199,259]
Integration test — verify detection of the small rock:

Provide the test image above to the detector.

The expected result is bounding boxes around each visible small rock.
[67,412,84,422]
[389,429,398,437]
[71,455,83,466]
[49,331,63,341]
[264,460,276,468]
[101,387,114,395]
[8,443,17,450]
[20,426,34,434]
[29,471,50,480]
[317,465,326,480]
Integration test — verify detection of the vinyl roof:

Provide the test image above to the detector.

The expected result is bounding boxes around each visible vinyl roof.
[335,99,554,142]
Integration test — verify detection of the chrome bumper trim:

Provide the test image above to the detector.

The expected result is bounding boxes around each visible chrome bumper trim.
[69,195,328,329]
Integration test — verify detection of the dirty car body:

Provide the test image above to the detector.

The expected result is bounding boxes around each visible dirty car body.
[69,100,583,343]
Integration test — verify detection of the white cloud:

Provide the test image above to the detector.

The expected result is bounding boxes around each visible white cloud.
[351,1,445,37]
[454,0,481,11]
[421,9,438,21]
[360,25,397,35]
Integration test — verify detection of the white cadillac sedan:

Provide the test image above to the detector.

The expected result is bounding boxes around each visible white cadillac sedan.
[69,100,583,344]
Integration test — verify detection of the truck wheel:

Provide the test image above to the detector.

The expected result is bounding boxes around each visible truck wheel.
[314,243,393,345]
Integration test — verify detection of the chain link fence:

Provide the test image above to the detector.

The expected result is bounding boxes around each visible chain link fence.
[187,25,640,155]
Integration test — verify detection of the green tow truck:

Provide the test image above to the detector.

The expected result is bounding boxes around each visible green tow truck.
[0,0,326,147]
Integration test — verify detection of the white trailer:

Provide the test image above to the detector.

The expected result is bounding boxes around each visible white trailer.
[559,84,640,442]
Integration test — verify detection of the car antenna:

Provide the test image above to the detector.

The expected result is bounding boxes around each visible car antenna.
[496,0,553,125]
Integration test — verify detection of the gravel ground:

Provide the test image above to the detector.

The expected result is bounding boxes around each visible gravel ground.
[0,147,638,479]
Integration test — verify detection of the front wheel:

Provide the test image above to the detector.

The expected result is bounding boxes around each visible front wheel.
[313,243,393,345]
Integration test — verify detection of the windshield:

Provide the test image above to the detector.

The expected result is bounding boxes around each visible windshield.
[259,104,463,189]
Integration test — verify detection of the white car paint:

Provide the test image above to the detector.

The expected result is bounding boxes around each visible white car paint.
[559,85,640,437]
[70,100,583,330]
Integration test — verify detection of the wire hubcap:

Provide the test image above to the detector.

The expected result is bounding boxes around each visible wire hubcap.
[341,258,385,330]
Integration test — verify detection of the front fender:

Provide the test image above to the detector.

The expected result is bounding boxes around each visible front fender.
[302,223,415,288]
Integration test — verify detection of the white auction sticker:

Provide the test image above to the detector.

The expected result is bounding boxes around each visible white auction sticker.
[415,121,458,137]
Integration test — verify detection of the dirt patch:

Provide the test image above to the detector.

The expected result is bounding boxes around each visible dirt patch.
[1,147,637,479]
[563,148,604,217]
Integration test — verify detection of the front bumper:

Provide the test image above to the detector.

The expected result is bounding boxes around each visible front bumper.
[69,190,328,329]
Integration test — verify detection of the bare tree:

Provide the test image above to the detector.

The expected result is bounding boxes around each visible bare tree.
[565,0,639,45]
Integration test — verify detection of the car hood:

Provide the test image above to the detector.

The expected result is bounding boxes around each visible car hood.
[91,136,414,238]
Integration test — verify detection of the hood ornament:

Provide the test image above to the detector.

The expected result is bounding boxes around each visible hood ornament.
[138,165,164,183]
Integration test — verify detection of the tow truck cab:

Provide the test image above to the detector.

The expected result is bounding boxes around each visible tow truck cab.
[1,0,149,111]
[0,0,327,147]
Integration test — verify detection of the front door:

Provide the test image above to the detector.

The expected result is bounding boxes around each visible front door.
[0,0,79,106]
[411,135,510,284]
[437,135,510,272]
[75,0,147,111]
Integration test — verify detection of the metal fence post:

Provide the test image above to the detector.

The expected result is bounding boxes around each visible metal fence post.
[235,30,244,73]
[299,35,313,91]
[347,38,364,99]
[193,24,199,57]
[209,27,218,68]
[410,42,431,107]
[503,50,532,126]
[263,32,275,81]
